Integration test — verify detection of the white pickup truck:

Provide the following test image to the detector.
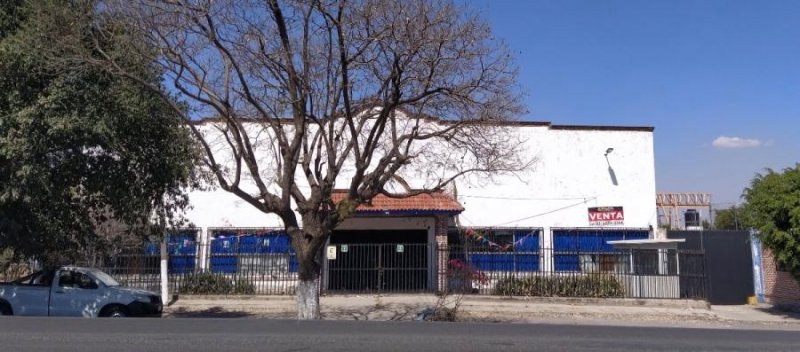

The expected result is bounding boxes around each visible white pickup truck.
[0,266,162,317]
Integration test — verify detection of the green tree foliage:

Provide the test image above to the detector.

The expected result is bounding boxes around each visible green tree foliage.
[743,164,800,281]
[713,206,750,230]
[0,1,196,265]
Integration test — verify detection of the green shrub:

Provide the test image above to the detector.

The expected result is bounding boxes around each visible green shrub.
[233,279,256,295]
[179,272,258,295]
[495,275,624,298]
[180,272,234,294]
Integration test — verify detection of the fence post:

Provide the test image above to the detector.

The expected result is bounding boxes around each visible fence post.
[750,232,765,304]
[160,239,169,302]
[541,227,552,273]
[436,236,448,293]
[198,227,209,272]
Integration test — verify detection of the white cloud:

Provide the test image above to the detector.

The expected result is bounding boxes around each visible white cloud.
[712,136,762,149]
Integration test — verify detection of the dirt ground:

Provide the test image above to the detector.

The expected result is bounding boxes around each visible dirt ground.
[164,294,800,329]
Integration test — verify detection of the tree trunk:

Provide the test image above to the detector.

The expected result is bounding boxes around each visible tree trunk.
[296,276,320,320]
[290,222,326,320]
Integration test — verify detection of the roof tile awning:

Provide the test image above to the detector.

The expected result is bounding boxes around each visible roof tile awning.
[330,191,464,216]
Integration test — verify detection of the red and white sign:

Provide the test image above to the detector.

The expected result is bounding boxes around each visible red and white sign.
[588,206,624,226]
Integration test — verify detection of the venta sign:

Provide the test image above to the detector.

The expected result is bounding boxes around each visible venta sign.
[588,206,624,226]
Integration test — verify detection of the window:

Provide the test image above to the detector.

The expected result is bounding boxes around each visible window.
[553,229,649,272]
[577,254,618,273]
[238,254,291,274]
[210,230,296,274]
[58,271,98,290]
[632,250,659,275]
[143,231,199,274]
[76,273,99,289]
[57,272,73,287]
[31,271,54,286]
[12,271,54,286]
[462,229,540,272]
[464,229,514,251]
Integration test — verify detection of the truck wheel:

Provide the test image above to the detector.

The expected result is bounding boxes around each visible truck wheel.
[0,302,12,316]
[102,306,129,318]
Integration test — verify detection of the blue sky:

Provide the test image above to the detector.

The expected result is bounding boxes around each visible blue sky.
[474,0,800,205]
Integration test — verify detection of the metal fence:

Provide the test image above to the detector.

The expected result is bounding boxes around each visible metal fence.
[102,246,298,295]
[447,246,706,299]
[98,243,706,299]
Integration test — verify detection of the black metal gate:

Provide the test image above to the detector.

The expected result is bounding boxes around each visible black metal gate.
[668,230,753,304]
[326,243,430,292]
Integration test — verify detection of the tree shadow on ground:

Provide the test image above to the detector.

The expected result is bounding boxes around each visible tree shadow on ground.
[322,302,421,321]
[167,306,254,318]
[755,305,800,320]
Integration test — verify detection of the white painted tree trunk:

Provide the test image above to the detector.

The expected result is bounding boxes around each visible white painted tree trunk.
[296,278,320,319]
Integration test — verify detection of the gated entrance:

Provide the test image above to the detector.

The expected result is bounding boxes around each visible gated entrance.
[667,230,753,304]
[326,230,430,292]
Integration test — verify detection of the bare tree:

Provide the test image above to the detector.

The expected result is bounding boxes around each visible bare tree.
[78,0,528,319]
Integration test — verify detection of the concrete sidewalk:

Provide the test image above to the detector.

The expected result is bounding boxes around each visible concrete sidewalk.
[164,294,800,329]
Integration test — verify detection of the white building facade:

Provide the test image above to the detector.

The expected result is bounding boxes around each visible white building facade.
[184,121,657,229]
[166,119,658,293]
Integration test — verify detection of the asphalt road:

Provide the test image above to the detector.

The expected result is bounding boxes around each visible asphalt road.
[0,317,798,352]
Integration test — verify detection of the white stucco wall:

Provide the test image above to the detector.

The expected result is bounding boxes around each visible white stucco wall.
[184,189,285,229]
[455,126,657,230]
[181,122,657,234]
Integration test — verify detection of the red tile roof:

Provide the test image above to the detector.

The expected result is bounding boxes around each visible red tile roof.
[330,191,464,213]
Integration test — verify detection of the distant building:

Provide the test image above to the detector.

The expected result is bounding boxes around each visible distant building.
[656,193,712,230]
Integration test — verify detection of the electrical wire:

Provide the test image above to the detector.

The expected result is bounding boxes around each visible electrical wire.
[490,197,597,227]
[459,194,597,201]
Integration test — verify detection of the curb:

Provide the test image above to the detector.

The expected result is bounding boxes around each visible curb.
[462,296,710,309]
[174,294,294,301]
[170,294,709,310]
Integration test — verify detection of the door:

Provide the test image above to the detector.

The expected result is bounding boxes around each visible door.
[6,271,52,316]
[49,270,103,317]
[379,243,428,291]
[10,286,50,316]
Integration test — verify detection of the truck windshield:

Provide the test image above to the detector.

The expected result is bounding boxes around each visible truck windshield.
[89,270,120,287]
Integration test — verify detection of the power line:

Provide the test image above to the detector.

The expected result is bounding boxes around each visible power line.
[459,194,596,201]
[491,197,596,227]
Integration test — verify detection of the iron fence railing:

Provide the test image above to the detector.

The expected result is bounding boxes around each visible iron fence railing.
[446,246,706,299]
[97,243,706,299]
[101,247,298,295]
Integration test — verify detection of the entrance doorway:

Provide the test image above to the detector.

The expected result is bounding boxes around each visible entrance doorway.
[327,230,429,292]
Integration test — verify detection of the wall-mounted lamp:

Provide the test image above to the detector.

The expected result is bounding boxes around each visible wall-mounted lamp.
[604,147,614,157]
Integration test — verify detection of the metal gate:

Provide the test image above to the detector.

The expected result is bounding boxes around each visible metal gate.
[668,230,753,304]
[325,243,430,292]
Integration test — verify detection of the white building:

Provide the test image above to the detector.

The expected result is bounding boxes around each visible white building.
[168,117,659,293]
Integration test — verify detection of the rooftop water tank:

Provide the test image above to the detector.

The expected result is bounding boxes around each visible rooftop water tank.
[685,209,701,229]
